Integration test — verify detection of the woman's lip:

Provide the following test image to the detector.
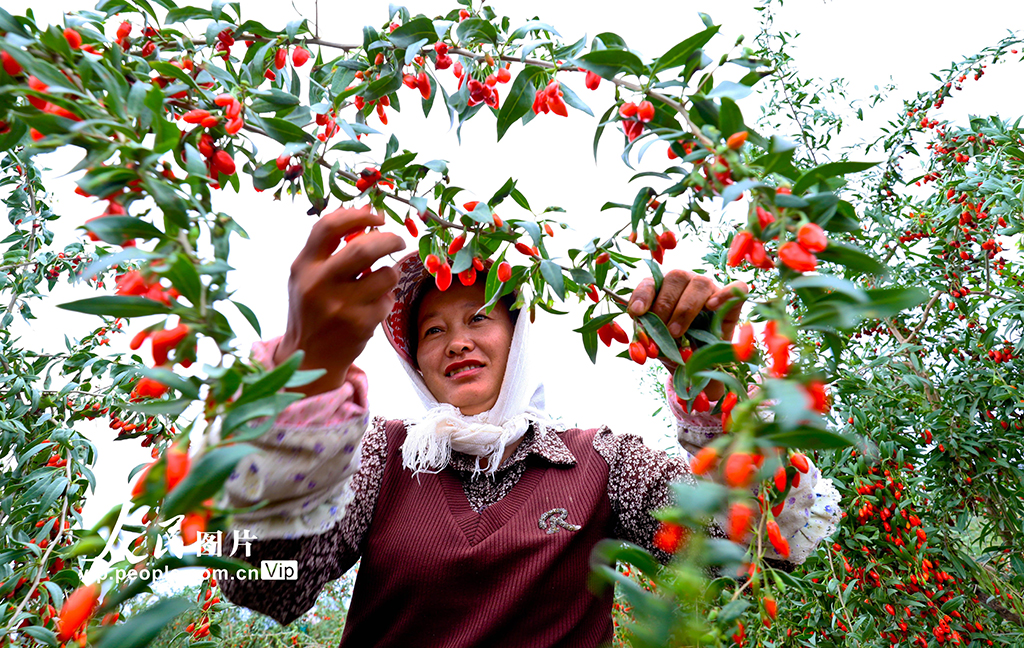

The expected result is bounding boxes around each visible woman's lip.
[446,366,484,380]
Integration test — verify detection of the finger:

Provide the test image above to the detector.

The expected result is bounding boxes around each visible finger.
[667,275,717,337]
[649,271,690,327]
[712,282,748,340]
[705,281,749,312]
[322,231,407,280]
[298,204,383,263]
[627,277,657,317]
[353,265,400,303]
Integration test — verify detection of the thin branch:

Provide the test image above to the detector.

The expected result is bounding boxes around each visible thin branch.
[0,260,35,272]
[903,292,940,346]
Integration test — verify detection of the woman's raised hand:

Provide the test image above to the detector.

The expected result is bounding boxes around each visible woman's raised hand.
[627,270,747,401]
[274,205,406,396]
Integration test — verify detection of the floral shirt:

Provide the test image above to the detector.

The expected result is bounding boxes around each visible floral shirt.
[219,337,841,626]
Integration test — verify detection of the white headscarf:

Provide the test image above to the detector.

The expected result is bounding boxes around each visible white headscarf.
[396,302,561,477]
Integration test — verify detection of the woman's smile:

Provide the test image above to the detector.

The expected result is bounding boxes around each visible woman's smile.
[415,282,515,415]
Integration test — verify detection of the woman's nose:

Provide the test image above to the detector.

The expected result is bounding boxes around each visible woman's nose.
[445,329,474,356]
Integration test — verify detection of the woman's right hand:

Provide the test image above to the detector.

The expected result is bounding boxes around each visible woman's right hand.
[273,205,406,396]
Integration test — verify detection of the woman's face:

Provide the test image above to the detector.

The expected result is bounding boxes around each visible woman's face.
[415,282,515,415]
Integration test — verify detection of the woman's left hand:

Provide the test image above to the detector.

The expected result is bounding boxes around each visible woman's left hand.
[627,270,747,401]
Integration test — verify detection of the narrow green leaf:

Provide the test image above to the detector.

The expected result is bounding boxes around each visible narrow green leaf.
[162,445,259,518]
[793,160,880,195]
[231,300,261,336]
[539,260,565,300]
[389,17,438,48]
[497,66,545,140]
[57,296,171,318]
[574,49,645,78]
[639,312,683,364]
[651,26,720,73]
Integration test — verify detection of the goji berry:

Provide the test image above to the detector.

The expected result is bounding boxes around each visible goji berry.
[726,131,748,149]
[778,241,817,272]
[63,28,82,50]
[797,222,828,252]
[690,447,718,475]
[496,261,512,283]
[57,583,100,642]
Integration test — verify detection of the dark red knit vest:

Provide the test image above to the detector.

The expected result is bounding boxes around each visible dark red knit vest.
[338,420,615,648]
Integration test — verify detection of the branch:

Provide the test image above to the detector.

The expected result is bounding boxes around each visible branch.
[903,292,940,346]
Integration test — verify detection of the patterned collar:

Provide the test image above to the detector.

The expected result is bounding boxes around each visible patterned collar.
[448,423,577,475]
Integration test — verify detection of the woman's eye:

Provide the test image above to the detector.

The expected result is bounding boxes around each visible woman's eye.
[424,326,441,336]
[472,314,487,322]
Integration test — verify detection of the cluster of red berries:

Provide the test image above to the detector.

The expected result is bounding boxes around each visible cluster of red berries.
[532,79,567,116]
[618,100,654,141]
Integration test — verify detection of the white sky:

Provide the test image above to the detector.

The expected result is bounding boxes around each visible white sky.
[6,0,1023,589]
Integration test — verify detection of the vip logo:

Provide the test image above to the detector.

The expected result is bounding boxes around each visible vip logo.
[539,508,581,535]
[260,560,299,580]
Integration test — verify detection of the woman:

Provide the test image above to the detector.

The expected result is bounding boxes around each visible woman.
[220,206,840,647]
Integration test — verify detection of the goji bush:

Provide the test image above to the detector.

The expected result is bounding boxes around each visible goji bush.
[0,1,1020,647]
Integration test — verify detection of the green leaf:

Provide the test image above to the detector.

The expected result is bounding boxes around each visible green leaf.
[766,426,855,449]
[286,18,306,40]
[497,66,545,140]
[363,70,403,102]
[789,275,868,303]
[135,366,198,399]
[77,166,136,199]
[404,38,429,65]
[558,82,593,116]
[765,379,816,432]
[389,17,438,48]
[163,254,202,306]
[752,136,799,179]
[380,151,417,175]
[539,260,565,300]
[247,114,314,144]
[774,194,809,209]
[57,296,171,318]
[593,103,616,162]
[638,312,683,364]
[235,350,303,407]
[569,267,596,286]
[703,81,752,101]
[221,393,304,437]
[815,240,886,276]
[165,6,213,23]
[684,341,734,379]
[718,97,743,137]
[162,445,259,518]
[574,49,645,78]
[20,627,57,648]
[651,25,719,73]
[793,160,879,195]
[79,216,165,244]
[249,88,300,106]
[92,598,191,648]
[231,300,261,336]
[125,398,191,417]
[590,539,662,576]
[455,17,498,45]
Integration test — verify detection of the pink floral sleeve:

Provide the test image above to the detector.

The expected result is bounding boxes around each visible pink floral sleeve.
[222,336,370,540]
[250,336,369,428]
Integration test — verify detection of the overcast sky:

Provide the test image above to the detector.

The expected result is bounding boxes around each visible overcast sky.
[6,0,1022,587]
